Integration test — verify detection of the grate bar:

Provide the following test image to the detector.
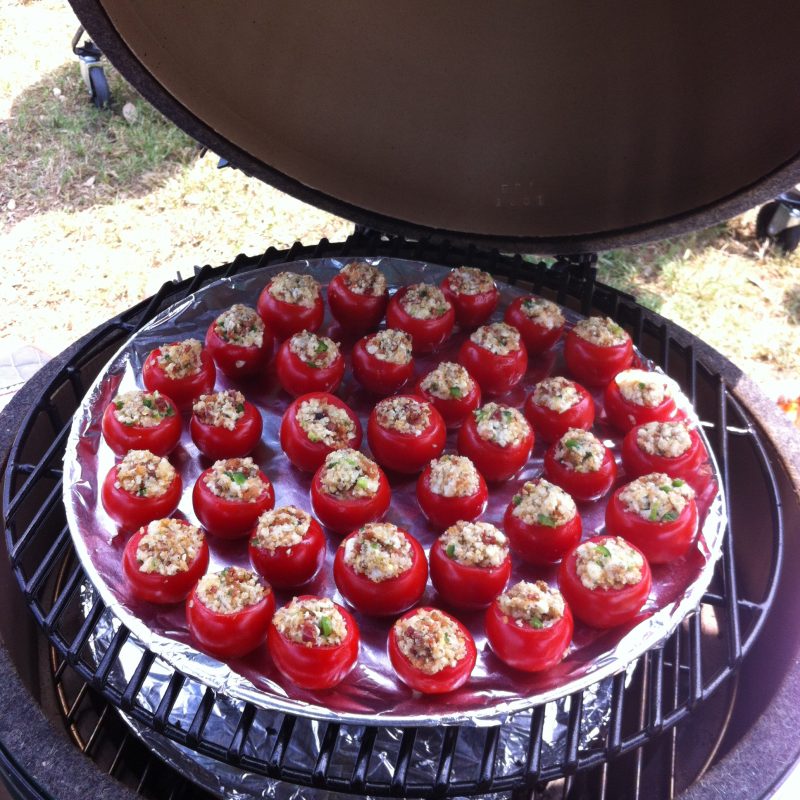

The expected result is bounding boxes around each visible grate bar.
[92,624,129,688]
[9,478,64,564]
[434,727,460,795]
[67,597,105,663]
[390,728,417,795]
[153,673,186,733]
[25,523,71,597]
[268,715,296,770]
[44,563,86,633]
[226,702,256,764]
[351,726,377,792]
[312,723,340,785]
[186,689,216,747]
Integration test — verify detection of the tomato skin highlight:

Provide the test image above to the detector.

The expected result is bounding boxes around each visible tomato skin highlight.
[543,445,617,503]
[456,413,533,483]
[558,535,652,629]
[204,320,274,379]
[267,597,360,689]
[503,502,582,565]
[621,424,705,487]
[457,339,528,396]
[101,397,182,457]
[333,528,428,616]
[429,539,511,610]
[440,276,499,330]
[279,392,363,473]
[485,599,574,672]
[563,330,633,387]
[386,287,455,353]
[603,378,677,433]
[275,339,345,398]
[351,335,415,395]
[248,518,326,589]
[309,465,392,535]
[504,297,565,354]
[415,373,481,428]
[190,401,263,460]
[142,346,216,410]
[604,487,698,564]
[367,399,446,475]
[256,284,324,341]
[191,467,275,539]
[122,525,210,604]
[416,462,488,530]
[327,273,388,334]
[186,586,275,660]
[101,465,182,533]
[388,607,477,694]
[523,382,595,444]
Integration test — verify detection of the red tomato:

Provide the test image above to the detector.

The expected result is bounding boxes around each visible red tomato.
[275,338,345,397]
[558,535,652,629]
[122,524,210,604]
[333,528,428,616]
[101,465,182,533]
[523,381,595,444]
[186,578,275,659]
[191,467,275,539]
[142,346,216,409]
[564,329,633,387]
[621,424,705,486]
[351,334,415,395]
[504,297,565,354]
[101,394,182,456]
[279,392,363,472]
[190,401,263,460]
[327,272,389,334]
[267,597,360,689]
[543,444,617,502]
[388,607,477,694]
[604,485,699,563]
[415,371,481,428]
[457,338,528,395]
[485,598,574,672]
[456,412,533,482]
[248,517,326,588]
[386,287,455,353]
[256,282,324,340]
[367,398,446,474]
[416,461,488,529]
[429,539,511,609]
[204,319,274,379]
[503,502,582,565]
[440,275,499,329]
[310,463,392,534]
[603,377,678,433]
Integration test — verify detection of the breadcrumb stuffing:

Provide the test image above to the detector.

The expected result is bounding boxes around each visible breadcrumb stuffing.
[268,272,320,307]
[343,522,413,581]
[364,329,413,365]
[517,297,565,330]
[439,520,508,568]
[636,421,693,458]
[497,580,565,629]
[474,403,530,447]
[619,472,695,522]
[136,519,204,576]
[447,267,495,295]
[375,396,431,436]
[319,449,381,499]
[113,390,175,428]
[428,455,480,497]
[192,390,246,430]
[203,457,267,502]
[273,596,347,646]
[420,361,474,400]
[115,449,175,498]
[340,262,387,296]
[399,284,451,320]
[251,506,311,553]
[295,397,356,448]
[572,317,629,347]
[511,478,577,527]
[394,609,467,674]
[213,304,264,348]
[532,377,581,413]
[155,339,203,380]
[194,567,267,614]
[615,369,670,407]
[469,322,522,356]
[289,330,340,369]
[553,428,606,473]
[575,537,644,591]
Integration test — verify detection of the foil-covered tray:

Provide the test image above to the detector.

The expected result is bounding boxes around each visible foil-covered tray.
[63,258,726,727]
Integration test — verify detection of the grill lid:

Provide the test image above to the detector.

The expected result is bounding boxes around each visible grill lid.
[73,0,800,253]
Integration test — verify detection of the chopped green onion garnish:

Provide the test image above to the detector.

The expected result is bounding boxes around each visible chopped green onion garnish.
[316,340,329,353]
[662,511,679,522]
[355,476,370,490]
[164,405,175,417]
[114,400,123,410]
[226,471,247,485]
[537,513,556,528]
[449,386,463,399]
[564,439,579,449]
[236,403,245,413]
[512,495,522,506]
[530,617,544,629]
[137,486,146,497]
[649,506,660,522]
[318,616,333,637]
[142,397,154,409]
[596,544,611,558]
[446,543,456,558]
[672,478,685,487]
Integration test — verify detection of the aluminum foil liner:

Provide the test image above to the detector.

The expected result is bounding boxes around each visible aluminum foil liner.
[63,257,726,728]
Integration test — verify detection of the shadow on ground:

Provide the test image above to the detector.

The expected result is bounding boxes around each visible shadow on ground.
[784,286,800,325]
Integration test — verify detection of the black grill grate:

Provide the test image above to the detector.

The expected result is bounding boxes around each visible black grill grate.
[1,234,784,798]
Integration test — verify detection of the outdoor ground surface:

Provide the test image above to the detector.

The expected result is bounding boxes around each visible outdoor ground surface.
[1,1,798,408]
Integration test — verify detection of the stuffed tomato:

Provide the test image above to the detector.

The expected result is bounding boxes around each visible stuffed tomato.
[333,522,427,616]
[276,330,345,397]
[310,448,391,534]
[386,283,455,353]
[417,454,488,530]
[142,338,216,409]
[122,518,209,604]
[101,449,181,532]
[351,328,414,395]
[280,392,362,472]
[416,361,481,428]
[367,395,446,474]
[430,521,511,610]
[604,368,677,432]
[389,607,476,694]
[605,473,698,563]
[504,478,582,564]
[256,271,324,340]
[504,296,565,354]
[205,303,273,378]
[622,420,705,486]
[268,596,359,690]
[327,261,389,334]
[485,580,573,672]
[101,389,181,456]
[186,567,275,659]
[190,389,263,459]
[558,536,652,629]
[439,267,499,329]
[543,428,616,502]
[457,402,533,482]
[457,322,528,395]
[248,506,326,588]
[564,317,633,387]
[523,376,595,444]
[192,457,274,539]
